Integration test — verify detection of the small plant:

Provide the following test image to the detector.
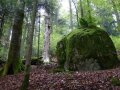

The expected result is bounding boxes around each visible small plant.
[53,67,65,73]
[79,17,97,28]
[110,76,120,86]
[79,18,89,28]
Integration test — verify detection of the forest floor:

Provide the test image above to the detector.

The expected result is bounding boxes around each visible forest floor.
[0,63,120,90]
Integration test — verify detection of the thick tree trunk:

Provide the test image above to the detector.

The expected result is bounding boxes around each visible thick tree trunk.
[42,15,51,63]
[20,0,37,89]
[69,0,73,29]
[111,0,120,30]
[2,1,25,75]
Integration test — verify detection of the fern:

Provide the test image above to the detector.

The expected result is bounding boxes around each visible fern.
[79,17,97,28]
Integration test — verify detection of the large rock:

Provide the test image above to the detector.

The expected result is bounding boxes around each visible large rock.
[56,26,119,71]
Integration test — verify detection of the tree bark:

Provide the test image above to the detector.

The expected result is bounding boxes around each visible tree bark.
[20,0,37,89]
[2,0,25,75]
[0,13,5,40]
[111,0,120,30]
[69,0,73,29]
[87,0,92,22]
[21,12,31,59]
[72,0,79,27]
[79,0,84,18]
[42,14,51,63]
[37,14,41,58]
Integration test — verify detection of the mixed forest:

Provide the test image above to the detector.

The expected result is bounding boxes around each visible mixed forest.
[0,0,120,89]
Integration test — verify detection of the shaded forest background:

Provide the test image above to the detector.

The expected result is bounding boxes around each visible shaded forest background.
[0,0,120,61]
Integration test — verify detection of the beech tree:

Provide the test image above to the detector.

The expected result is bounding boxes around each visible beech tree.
[21,0,37,89]
[69,0,73,29]
[42,14,51,63]
[42,0,58,63]
[2,0,25,75]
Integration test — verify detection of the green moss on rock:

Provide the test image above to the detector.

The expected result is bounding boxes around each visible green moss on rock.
[56,27,119,71]
[22,57,43,65]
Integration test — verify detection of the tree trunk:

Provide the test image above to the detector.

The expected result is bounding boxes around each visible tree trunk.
[69,0,73,29]
[20,0,37,89]
[111,0,120,30]
[21,12,31,59]
[32,25,37,56]
[72,0,79,27]
[2,0,25,75]
[3,21,12,60]
[87,0,92,22]
[20,22,27,59]
[79,0,84,18]
[42,14,51,63]
[0,14,5,40]
[37,14,41,58]
[0,13,5,50]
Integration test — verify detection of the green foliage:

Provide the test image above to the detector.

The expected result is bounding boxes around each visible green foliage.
[19,59,25,71]
[13,59,24,74]
[0,68,3,75]
[50,30,63,56]
[110,36,120,50]
[53,66,65,73]
[79,18,89,27]
[110,35,120,59]
[56,37,66,68]
[31,57,43,65]
[79,17,97,28]
[0,46,8,61]
[111,77,120,86]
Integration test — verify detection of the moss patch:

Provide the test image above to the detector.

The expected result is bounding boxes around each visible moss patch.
[22,57,43,65]
[111,77,120,86]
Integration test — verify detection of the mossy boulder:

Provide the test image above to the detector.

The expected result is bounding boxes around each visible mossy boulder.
[22,57,43,65]
[56,26,119,71]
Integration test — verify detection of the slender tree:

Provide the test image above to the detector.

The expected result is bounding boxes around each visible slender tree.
[3,0,25,75]
[69,0,73,29]
[37,13,41,58]
[72,0,79,27]
[79,0,84,17]
[21,0,37,89]
[21,11,31,59]
[0,13,5,40]
[0,1,4,39]
[111,0,120,30]
[87,0,92,22]
[0,1,6,46]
